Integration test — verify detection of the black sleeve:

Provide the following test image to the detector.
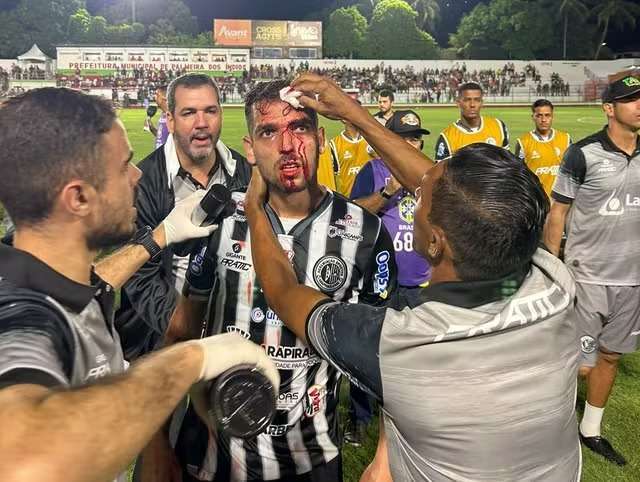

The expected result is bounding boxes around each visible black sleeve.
[0,300,74,389]
[434,134,450,161]
[359,222,398,306]
[551,144,586,202]
[514,139,525,162]
[499,119,510,148]
[349,162,375,200]
[119,165,176,338]
[183,231,220,301]
[305,300,384,402]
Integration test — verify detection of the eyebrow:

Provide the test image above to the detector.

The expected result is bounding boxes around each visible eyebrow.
[255,118,313,135]
[179,104,218,114]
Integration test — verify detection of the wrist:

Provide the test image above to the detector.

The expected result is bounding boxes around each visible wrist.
[153,225,167,250]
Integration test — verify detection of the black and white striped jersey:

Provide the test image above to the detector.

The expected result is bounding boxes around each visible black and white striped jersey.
[179,190,397,481]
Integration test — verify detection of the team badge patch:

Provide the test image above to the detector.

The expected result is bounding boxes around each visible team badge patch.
[313,255,348,292]
[581,335,597,354]
[400,113,420,126]
[398,196,416,224]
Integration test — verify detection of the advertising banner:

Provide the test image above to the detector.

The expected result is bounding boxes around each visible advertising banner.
[214,19,252,47]
[287,22,322,47]
[252,20,288,46]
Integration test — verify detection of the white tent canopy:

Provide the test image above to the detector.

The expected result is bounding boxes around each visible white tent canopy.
[17,44,51,63]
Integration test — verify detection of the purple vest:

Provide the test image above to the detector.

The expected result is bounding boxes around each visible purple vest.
[370,159,431,286]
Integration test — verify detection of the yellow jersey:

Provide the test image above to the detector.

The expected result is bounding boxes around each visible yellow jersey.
[330,131,376,197]
[515,129,571,197]
[435,116,509,160]
[316,139,337,191]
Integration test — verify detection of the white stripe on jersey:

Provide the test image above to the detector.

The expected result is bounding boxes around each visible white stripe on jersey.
[310,361,339,465]
[257,435,280,480]
[230,437,247,482]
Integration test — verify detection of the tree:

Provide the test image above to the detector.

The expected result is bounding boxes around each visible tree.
[324,6,368,58]
[592,0,640,59]
[557,0,589,59]
[409,0,440,33]
[450,0,555,59]
[366,0,439,59]
[100,0,197,35]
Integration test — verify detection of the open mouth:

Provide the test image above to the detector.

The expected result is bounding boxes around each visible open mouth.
[191,133,211,146]
[280,159,302,178]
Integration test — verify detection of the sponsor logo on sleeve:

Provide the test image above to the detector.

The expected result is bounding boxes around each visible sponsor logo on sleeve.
[373,250,390,297]
[580,335,597,354]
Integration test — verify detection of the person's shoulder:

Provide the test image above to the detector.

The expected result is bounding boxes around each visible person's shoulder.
[572,130,602,150]
[334,193,382,227]
[137,144,167,172]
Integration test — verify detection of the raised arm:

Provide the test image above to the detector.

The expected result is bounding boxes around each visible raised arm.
[291,73,434,193]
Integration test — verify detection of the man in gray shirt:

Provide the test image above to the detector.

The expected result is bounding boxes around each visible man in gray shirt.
[545,70,640,465]
[242,73,581,481]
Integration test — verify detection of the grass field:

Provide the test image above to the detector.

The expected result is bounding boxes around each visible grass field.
[117,105,636,481]
[119,105,639,481]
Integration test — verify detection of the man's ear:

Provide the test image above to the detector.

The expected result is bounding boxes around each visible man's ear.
[427,225,447,263]
[167,111,175,134]
[243,135,257,166]
[58,180,97,219]
[317,126,326,154]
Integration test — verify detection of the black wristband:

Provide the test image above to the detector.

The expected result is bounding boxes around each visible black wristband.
[379,187,392,199]
[132,226,163,261]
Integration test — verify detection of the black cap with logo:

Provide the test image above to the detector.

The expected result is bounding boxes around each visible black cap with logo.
[385,110,430,136]
[602,72,640,103]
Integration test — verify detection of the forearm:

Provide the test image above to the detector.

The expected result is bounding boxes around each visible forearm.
[353,192,387,214]
[245,202,327,341]
[344,109,433,193]
[95,226,167,290]
[543,205,568,257]
[164,294,208,346]
[0,342,202,482]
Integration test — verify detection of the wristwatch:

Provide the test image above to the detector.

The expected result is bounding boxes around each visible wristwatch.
[132,225,162,261]
[379,187,393,200]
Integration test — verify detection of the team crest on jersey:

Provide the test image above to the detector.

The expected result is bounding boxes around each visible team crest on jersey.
[531,150,541,160]
[486,137,497,145]
[344,150,353,159]
[581,335,597,354]
[313,255,348,292]
[304,384,327,418]
[398,196,416,224]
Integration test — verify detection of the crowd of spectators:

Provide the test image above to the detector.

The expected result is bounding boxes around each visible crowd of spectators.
[1,61,572,103]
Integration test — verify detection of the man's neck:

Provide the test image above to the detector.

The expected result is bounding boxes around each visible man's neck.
[535,128,552,139]
[428,263,461,284]
[343,128,360,141]
[384,110,394,120]
[13,225,95,285]
[460,115,481,130]
[607,123,638,157]
[176,145,217,187]
[267,183,326,219]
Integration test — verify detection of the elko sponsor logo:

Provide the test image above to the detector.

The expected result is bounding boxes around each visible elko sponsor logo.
[313,255,348,292]
[373,250,391,297]
[303,384,327,418]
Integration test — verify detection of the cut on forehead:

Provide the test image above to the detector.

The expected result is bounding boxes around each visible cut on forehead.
[249,99,315,132]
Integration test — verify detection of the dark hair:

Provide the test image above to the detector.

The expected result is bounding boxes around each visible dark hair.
[430,144,549,281]
[0,88,115,227]
[244,79,318,132]
[378,89,394,102]
[167,73,220,113]
[156,84,168,92]
[532,99,554,111]
[458,82,483,96]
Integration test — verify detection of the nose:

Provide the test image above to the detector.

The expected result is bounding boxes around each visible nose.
[129,163,142,186]
[280,129,295,153]
[194,111,208,129]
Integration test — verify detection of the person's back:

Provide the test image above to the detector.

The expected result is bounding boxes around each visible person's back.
[380,248,581,481]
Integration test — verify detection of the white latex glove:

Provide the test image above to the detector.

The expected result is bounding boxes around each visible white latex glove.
[188,333,280,428]
[162,190,217,245]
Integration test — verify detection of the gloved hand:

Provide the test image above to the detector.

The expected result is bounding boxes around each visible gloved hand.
[162,190,217,246]
[187,333,280,429]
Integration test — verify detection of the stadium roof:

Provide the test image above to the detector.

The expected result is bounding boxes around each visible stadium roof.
[18,44,51,62]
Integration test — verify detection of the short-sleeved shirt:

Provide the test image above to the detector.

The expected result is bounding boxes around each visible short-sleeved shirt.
[0,243,126,482]
[435,116,509,160]
[350,159,431,287]
[330,131,376,197]
[552,127,640,285]
[155,112,170,148]
[305,249,581,482]
[177,190,397,481]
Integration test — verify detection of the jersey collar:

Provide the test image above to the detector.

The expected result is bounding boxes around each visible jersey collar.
[597,126,640,159]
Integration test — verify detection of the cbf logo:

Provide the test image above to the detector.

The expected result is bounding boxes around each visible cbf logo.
[398,196,416,224]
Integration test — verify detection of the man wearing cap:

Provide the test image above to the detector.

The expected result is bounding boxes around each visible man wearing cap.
[346,110,431,447]
[544,69,640,466]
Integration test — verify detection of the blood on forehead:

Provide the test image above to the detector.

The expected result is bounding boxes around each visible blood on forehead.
[252,99,313,131]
